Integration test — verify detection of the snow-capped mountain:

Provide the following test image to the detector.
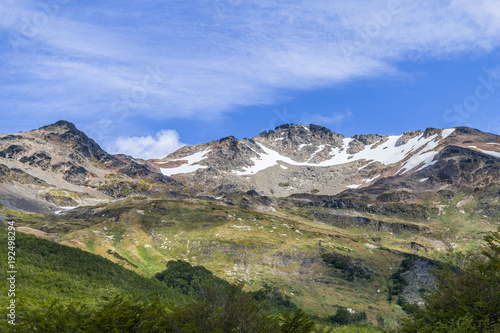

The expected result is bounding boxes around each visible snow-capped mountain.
[157,124,500,197]
[1,121,499,212]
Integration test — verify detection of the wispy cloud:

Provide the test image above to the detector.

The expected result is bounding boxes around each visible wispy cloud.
[1,0,500,139]
[107,130,185,160]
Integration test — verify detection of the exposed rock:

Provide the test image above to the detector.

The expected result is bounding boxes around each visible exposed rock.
[20,152,52,170]
[395,131,423,147]
[0,134,23,141]
[400,259,437,306]
[0,164,47,185]
[39,120,125,169]
[52,162,90,186]
[159,124,500,199]
[0,121,182,211]
[0,145,26,159]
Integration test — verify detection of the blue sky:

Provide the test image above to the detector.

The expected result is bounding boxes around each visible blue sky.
[1,0,500,159]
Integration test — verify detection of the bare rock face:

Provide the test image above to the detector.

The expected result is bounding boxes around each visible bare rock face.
[256,124,345,163]
[0,145,27,159]
[0,120,180,212]
[38,120,126,170]
[20,152,52,170]
[400,259,437,307]
[159,124,500,199]
[51,162,90,186]
[2,121,500,211]
[395,131,423,147]
[352,133,386,145]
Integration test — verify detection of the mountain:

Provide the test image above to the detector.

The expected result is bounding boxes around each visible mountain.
[0,121,179,213]
[157,124,500,197]
[1,121,499,329]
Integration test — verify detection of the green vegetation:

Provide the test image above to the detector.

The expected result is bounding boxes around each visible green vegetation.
[2,184,498,331]
[321,251,373,280]
[399,227,500,332]
[0,227,385,331]
[155,260,298,313]
[328,307,367,325]
[155,260,233,296]
[0,228,184,308]
[0,234,316,332]
[7,289,317,332]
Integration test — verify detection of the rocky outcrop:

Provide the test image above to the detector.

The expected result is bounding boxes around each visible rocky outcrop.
[400,259,437,306]
[0,164,47,185]
[39,120,125,169]
[256,124,345,163]
[20,152,52,170]
[395,131,423,147]
[159,124,500,198]
[0,121,182,212]
[302,209,427,233]
[52,162,90,186]
[0,145,26,159]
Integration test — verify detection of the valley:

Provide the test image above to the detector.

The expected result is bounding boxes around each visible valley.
[1,121,499,330]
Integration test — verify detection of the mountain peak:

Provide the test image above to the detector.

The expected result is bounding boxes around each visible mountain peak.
[158,125,500,197]
[257,123,344,142]
[40,120,78,132]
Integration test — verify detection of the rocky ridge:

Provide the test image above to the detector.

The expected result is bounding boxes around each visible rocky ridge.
[157,124,500,198]
[0,121,178,212]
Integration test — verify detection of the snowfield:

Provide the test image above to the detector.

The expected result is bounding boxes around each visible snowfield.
[159,149,211,176]
[159,129,460,177]
[234,129,455,176]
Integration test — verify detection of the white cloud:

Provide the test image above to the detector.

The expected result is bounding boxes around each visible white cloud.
[108,130,185,160]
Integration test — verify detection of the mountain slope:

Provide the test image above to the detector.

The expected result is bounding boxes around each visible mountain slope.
[0,228,186,310]
[1,121,499,326]
[157,125,500,197]
[0,121,180,213]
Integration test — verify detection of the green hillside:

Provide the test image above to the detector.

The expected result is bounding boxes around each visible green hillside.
[0,227,381,332]
[0,228,188,324]
[1,184,497,330]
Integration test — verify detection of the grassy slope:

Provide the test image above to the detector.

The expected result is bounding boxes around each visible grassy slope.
[0,227,187,318]
[2,185,498,327]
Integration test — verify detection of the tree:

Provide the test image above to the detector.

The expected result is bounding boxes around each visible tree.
[399,227,500,332]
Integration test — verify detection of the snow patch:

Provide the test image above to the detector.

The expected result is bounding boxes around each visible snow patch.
[55,206,77,215]
[468,146,500,158]
[231,225,251,230]
[441,128,456,139]
[476,148,500,158]
[346,184,361,189]
[419,177,429,182]
[307,144,325,162]
[298,143,311,150]
[233,129,455,176]
[364,175,380,183]
[160,149,211,176]
[358,161,375,170]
